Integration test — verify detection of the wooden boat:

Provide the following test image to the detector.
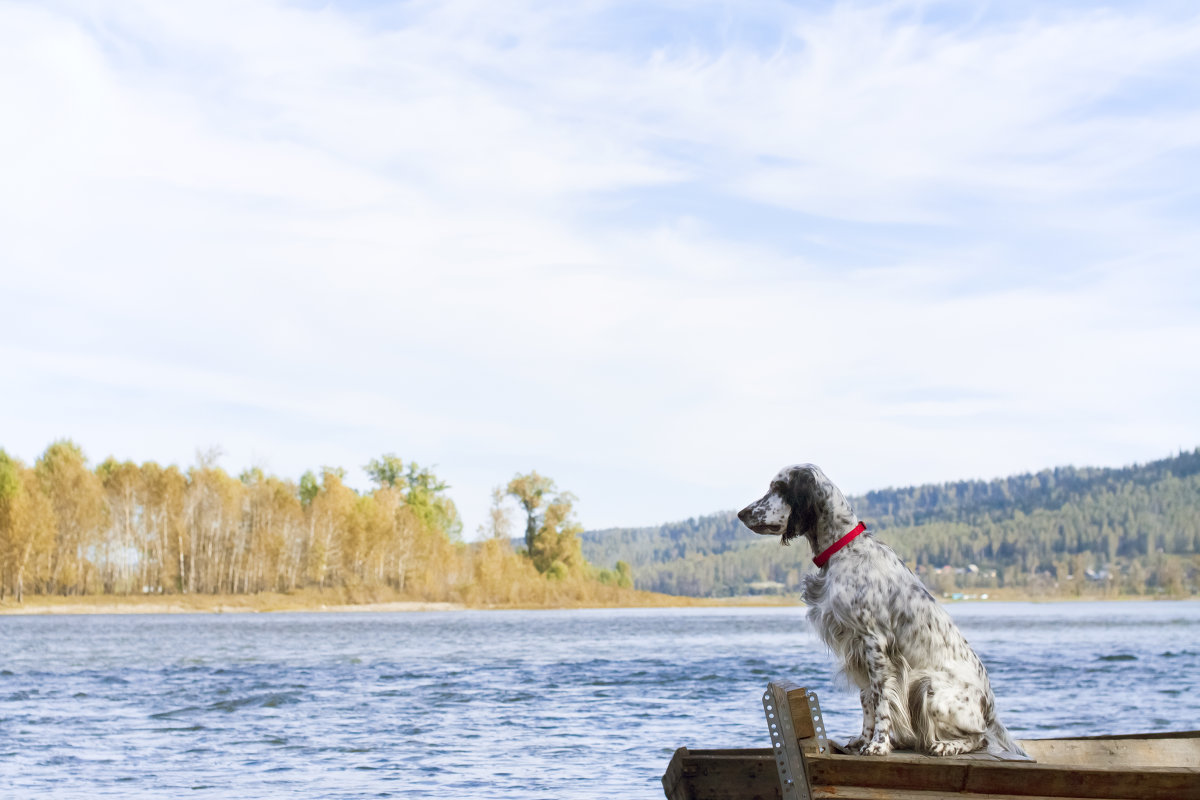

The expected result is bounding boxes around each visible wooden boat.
[662,682,1200,800]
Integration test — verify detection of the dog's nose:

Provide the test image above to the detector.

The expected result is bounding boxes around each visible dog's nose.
[737,506,751,524]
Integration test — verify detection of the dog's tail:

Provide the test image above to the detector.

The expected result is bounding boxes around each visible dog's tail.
[906,674,938,753]
[984,720,1030,760]
[907,673,1030,760]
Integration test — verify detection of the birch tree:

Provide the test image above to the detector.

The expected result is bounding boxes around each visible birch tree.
[36,440,106,594]
[0,451,54,601]
[141,462,186,593]
[97,458,142,593]
[184,452,243,593]
[304,468,355,588]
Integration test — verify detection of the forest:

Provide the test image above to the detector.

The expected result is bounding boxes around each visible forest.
[0,442,635,607]
[581,448,1200,598]
[4,440,1198,605]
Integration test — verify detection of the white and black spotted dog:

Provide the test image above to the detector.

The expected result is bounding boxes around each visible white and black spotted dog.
[739,464,1026,759]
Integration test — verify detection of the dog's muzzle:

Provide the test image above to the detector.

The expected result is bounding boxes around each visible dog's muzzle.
[738,501,784,535]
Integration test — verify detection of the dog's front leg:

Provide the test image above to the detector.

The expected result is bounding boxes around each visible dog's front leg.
[845,687,876,754]
[858,634,896,756]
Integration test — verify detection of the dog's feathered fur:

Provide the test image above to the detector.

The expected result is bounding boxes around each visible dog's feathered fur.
[738,464,1026,758]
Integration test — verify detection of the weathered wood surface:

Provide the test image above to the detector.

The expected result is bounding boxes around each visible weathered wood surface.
[808,789,1186,800]
[808,750,1200,800]
[664,740,1200,800]
[662,748,779,800]
[781,683,817,742]
[1020,732,1200,768]
[665,684,1200,800]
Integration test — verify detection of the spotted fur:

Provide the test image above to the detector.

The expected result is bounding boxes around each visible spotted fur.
[738,464,1027,759]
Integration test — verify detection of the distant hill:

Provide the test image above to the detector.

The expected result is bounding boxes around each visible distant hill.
[580,448,1200,598]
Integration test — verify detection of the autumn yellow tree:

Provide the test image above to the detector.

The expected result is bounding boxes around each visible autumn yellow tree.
[239,468,304,593]
[140,462,187,593]
[303,467,356,588]
[365,455,465,592]
[0,451,54,601]
[97,458,143,593]
[505,471,586,577]
[366,455,462,539]
[36,440,107,595]
[531,490,585,577]
[505,471,555,553]
[0,441,643,604]
[184,451,244,593]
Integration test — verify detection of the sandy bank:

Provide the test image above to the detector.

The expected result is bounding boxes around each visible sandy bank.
[0,597,465,615]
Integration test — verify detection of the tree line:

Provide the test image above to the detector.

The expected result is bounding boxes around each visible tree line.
[7,439,1194,603]
[581,448,1200,598]
[0,441,633,605]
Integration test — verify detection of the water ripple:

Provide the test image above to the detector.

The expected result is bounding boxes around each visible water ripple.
[0,602,1197,798]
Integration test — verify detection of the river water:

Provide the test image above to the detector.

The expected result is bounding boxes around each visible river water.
[2,601,1198,799]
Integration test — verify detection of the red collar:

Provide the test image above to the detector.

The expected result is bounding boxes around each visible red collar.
[812,521,866,567]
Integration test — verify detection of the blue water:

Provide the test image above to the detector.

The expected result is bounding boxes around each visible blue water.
[1,601,1198,799]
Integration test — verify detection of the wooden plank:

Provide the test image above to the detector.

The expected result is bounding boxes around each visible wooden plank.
[667,736,1200,800]
[783,683,816,741]
[959,761,1200,800]
[662,747,689,800]
[810,787,1188,800]
[806,753,1200,800]
[1039,730,1200,741]
[1022,735,1200,768]
[808,753,971,792]
[669,750,780,800]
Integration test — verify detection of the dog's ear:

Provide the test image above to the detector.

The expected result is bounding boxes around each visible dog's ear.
[782,467,822,546]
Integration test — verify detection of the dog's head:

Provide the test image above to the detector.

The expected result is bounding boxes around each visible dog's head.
[737,463,854,550]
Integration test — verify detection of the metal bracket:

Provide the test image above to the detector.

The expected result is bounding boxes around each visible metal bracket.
[764,682,815,800]
[802,687,831,756]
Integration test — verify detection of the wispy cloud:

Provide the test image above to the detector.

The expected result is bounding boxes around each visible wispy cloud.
[3,0,1199,533]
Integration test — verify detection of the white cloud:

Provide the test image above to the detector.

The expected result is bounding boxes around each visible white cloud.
[2,0,1199,534]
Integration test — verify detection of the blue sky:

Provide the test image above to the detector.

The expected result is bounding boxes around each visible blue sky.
[3,0,1199,537]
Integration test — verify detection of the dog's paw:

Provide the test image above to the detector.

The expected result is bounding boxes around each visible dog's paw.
[844,736,868,753]
[860,740,892,757]
[928,739,974,757]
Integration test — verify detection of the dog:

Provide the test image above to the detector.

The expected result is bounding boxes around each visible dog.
[738,463,1026,759]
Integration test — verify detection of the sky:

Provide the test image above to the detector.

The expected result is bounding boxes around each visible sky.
[3,0,1200,538]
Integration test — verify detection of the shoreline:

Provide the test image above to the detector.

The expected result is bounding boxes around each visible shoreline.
[0,591,1186,616]
[0,588,730,615]
[0,599,468,615]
